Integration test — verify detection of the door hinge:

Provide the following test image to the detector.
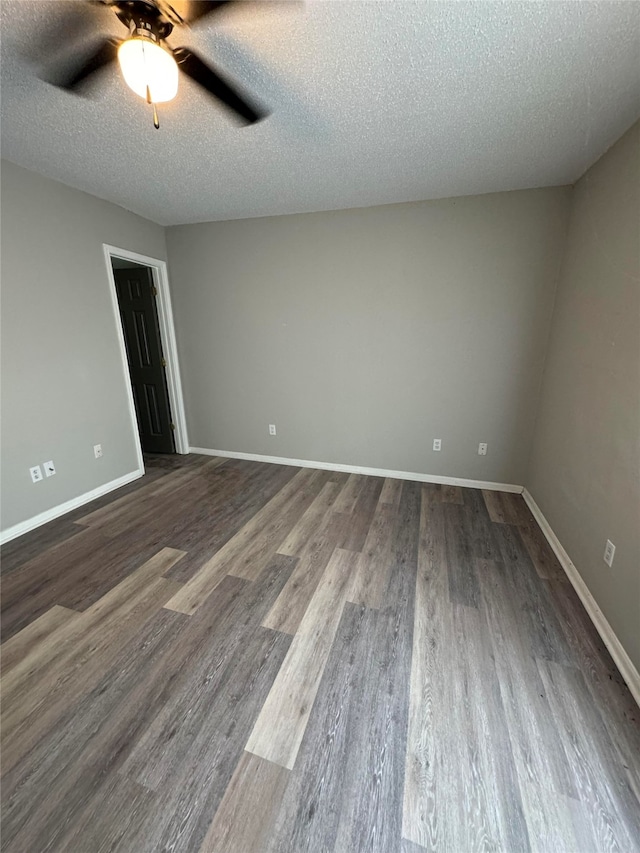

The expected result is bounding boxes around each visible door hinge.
[152,286,158,296]
[170,423,176,431]
[161,357,166,367]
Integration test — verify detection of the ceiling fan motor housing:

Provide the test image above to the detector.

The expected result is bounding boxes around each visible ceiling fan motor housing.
[114,0,174,42]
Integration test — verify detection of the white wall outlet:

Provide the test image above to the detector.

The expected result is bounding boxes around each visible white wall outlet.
[478,442,488,456]
[43,460,56,477]
[433,439,442,451]
[94,444,103,459]
[269,424,277,436]
[30,465,43,483]
[604,539,616,567]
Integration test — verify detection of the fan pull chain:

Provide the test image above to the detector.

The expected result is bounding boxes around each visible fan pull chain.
[145,84,160,129]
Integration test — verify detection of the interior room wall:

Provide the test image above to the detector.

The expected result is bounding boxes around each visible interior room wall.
[526,120,640,672]
[166,187,570,485]
[0,160,168,535]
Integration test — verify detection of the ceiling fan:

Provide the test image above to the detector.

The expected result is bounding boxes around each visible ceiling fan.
[43,0,267,128]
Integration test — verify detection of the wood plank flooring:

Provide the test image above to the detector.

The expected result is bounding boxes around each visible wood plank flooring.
[1,453,639,852]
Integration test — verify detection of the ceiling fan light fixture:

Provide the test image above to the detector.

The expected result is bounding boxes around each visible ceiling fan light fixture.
[118,36,178,103]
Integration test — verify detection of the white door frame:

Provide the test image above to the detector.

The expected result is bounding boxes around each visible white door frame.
[103,244,189,463]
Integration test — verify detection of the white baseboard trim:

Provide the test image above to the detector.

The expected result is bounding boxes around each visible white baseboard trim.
[522,488,640,708]
[0,469,144,545]
[189,446,524,494]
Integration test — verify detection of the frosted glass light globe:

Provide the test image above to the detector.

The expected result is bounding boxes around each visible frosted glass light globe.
[118,37,178,103]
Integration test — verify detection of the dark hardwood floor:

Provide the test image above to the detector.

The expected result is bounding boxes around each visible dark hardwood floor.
[1,454,639,852]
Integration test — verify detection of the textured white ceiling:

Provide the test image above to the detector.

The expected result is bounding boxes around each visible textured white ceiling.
[2,1,639,226]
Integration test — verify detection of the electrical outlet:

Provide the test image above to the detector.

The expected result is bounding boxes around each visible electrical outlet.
[43,460,56,477]
[433,439,442,451]
[30,465,43,483]
[269,424,276,436]
[604,539,616,567]
[94,444,103,459]
[478,442,488,456]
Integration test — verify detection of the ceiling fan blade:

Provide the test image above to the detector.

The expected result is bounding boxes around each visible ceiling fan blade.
[173,47,267,123]
[182,1,234,24]
[50,38,121,91]
[25,1,111,68]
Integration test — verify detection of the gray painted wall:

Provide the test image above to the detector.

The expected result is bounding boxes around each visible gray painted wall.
[527,121,640,672]
[0,161,167,532]
[166,188,570,484]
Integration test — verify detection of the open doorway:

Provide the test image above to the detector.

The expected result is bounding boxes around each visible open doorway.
[104,245,189,464]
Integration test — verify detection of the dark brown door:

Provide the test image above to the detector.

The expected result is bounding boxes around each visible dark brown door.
[114,266,175,454]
